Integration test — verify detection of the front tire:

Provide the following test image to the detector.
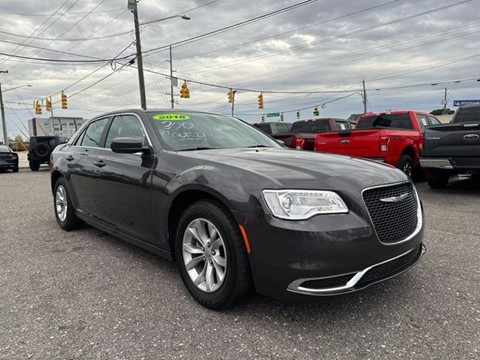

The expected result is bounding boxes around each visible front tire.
[29,161,40,171]
[175,200,252,310]
[54,177,80,231]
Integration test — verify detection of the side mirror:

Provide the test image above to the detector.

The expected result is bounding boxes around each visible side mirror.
[276,139,286,146]
[111,137,151,154]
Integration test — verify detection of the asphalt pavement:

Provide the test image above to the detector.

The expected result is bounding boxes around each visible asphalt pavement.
[0,170,478,359]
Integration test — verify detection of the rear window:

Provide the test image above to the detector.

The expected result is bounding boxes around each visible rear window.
[356,114,413,130]
[291,119,331,133]
[254,123,272,134]
[453,106,480,123]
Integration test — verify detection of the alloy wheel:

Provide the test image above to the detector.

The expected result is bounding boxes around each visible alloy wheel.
[182,218,227,293]
[55,185,68,222]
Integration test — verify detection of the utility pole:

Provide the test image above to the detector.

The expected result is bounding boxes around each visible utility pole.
[0,70,8,146]
[129,0,147,109]
[231,90,236,116]
[442,87,448,115]
[362,79,368,114]
[169,45,174,109]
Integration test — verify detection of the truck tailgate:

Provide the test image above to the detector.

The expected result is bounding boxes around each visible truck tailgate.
[315,130,381,158]
[423,123,480,157]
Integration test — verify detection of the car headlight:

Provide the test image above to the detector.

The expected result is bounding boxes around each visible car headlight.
[262,190,348,220]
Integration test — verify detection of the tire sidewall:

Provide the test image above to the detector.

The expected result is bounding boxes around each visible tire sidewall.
[175,202,241,308]
[54,177,76,230]
[399,155,413,178]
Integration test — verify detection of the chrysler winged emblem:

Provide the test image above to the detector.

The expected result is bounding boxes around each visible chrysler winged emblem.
[379,193,409,203]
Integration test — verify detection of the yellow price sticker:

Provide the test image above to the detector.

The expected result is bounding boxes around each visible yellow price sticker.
[153,114,190,121]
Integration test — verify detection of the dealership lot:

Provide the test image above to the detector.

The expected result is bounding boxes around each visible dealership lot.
[0,170,478,359]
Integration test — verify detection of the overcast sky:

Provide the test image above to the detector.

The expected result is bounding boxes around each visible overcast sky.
[0,0,479,138]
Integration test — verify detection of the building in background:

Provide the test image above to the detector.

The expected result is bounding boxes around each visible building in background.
[28,117,84,138]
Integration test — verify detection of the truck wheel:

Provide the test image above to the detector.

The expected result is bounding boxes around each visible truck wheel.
[425,170,449,189]
[54,177,81,231]
[29,161,40,171]
[398,155,413,178]
[175,200,252,310]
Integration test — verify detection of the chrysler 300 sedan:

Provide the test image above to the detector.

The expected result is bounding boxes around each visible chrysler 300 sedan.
[50,109,425,309]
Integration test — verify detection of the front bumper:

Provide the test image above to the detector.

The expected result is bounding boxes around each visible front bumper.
[234,204,424,301]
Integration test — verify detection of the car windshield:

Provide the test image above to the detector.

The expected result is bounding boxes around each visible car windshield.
[356,114,413,129]
[291,119,331,133]
[0,145,10,152]
[148,112,281,151]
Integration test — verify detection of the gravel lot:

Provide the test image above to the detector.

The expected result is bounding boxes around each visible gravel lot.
[0,170,479,359]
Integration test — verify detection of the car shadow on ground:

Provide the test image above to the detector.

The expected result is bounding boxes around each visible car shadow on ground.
[71,221,423,321]
[433,176,480,194]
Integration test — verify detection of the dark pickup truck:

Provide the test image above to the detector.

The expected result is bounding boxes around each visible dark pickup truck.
[257,118,354,150]
[420,104,480,188]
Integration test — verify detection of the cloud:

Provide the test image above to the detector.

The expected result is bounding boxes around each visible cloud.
[0,0,479,136]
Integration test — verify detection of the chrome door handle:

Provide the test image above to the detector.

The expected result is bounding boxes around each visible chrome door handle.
[93,160,106,168]
[66,155,74,161]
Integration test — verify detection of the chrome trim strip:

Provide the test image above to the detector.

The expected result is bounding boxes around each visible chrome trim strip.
[361,181,423,246]
[419,158,454,169]
[287,245,423,295]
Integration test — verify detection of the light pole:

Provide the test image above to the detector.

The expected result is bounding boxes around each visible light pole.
[128,0,190,109]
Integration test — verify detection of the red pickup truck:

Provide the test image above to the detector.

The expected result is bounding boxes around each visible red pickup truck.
[314,111,441,178]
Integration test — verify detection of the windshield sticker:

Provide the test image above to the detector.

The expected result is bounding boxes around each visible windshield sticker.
[153,114,190,121]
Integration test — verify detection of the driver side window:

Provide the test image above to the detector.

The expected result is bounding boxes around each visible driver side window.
[105,115,147,149]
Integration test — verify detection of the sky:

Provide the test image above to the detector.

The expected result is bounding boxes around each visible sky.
[0,0,479,139]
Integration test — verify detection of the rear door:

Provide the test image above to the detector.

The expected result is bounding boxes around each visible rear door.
[67,117,110,216]
[93,114,156,242]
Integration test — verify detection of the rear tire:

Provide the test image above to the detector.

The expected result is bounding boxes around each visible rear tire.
[425,170,449,189]
[398,155,414,179]
[54,177,80,231]
[29,161,40,171]
[175,200,252,310]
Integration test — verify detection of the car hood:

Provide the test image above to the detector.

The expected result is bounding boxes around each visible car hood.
[181,147,406,190]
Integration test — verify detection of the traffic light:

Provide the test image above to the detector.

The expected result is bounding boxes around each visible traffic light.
[180,81,190,98]
[46,97,52,112]
[313,106,319,116]
[258,93,264,109]
[280,112,284,121]
[296,111,300,119]
[261,115,265,122]
[35,101,42,115]
[61,91,68,109]
[228,89,234,103]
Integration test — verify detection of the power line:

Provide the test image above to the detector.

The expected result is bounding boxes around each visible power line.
[177,0,473,74]
[0,7,125,17]
[143,0,320,55]
[174,0,400,61]
[0,52,134,63]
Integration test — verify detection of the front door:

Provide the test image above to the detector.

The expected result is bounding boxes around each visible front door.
[93,114,156,243]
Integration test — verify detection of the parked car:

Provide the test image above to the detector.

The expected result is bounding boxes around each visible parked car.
[28,136,68,171]
[51,109,425,309]
[420,104,480,188]
[0,145,19,173]
[314,111,441,179]
[279,118,355,150]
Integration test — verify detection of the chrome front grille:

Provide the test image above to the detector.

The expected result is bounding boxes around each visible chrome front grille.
[362,182,418,244]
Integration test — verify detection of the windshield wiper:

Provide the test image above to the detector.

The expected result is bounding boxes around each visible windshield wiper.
[246,145,272,148]
[177,147,217,151]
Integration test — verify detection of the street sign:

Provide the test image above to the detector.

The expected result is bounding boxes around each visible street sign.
[266,112,280,117]
[453,100,480,106]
